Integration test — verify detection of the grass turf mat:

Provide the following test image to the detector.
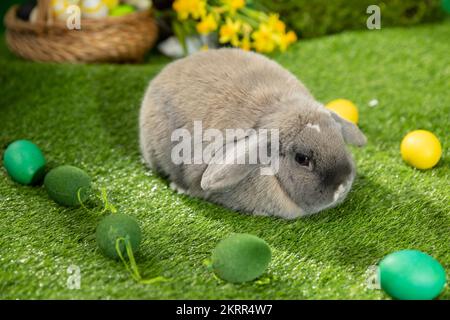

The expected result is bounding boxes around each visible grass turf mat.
[0,22,449,299]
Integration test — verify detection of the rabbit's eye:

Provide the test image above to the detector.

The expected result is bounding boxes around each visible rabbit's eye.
[295,153,311,167]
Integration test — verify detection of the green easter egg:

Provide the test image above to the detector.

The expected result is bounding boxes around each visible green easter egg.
[212,233,271,283]
[3,140,46,185]
[379,249,446,300]
[96,213,142,259]
[44,165,91,207]
[110,4,136,17]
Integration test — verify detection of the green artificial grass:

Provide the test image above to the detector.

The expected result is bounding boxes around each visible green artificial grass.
[0,22,449,299]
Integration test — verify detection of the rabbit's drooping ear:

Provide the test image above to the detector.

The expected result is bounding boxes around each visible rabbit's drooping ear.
[201,133,260,191]
[329,111,367,147]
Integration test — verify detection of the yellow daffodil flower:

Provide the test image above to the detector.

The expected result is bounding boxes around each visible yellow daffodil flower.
[267,14,286,33]
[173,0,207,20]
[219,18,241,46]
[173,0,296,54]
[196,13,217,34]
[196,13,218,34]
[251,24,276,53]
[221,0,245,15]
[278,30,297,51]
[240,36,251,51]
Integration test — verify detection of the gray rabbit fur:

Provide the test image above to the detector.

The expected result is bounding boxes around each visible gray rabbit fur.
[139,48,366,219]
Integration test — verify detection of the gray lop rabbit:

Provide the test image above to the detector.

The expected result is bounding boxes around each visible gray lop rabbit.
[139,48,366,219]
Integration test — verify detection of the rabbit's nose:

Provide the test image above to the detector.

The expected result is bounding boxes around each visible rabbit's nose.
[321,161,352,189]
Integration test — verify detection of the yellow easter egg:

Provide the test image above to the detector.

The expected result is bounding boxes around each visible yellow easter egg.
[103,0,119,10]
[326,98,359,124]
[50,0,69,19]
[400,130,442,169]
[81,0,109,19]
[51,0,80,21]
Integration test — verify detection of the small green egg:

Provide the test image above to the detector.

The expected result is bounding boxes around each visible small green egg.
[110,4,136,17]
[96,213,142,260]
[3,140,46,185]
[212,233,271,283]
[44,165,91,207]
[379,249,446,300]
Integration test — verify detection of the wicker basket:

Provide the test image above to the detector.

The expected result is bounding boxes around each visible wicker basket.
[4,0,159,63]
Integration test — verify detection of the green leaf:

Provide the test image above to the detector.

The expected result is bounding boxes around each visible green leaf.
[172,20,188,56]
